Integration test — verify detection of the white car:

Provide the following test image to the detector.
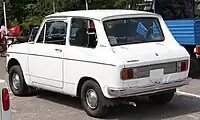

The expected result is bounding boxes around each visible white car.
[6,10,191,118]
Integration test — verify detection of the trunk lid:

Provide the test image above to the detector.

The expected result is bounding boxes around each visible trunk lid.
[112,42,189,68]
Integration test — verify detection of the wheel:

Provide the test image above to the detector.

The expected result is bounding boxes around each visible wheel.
[9,65,30,96]
[81,80,108,118]
[148,89,175,104]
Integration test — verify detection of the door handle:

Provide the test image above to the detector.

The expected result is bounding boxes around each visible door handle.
[55,49,62,52]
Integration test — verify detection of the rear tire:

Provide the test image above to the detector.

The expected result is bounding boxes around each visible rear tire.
[9,65,34,96]
[81,80,108,118]
[148,89,175,104]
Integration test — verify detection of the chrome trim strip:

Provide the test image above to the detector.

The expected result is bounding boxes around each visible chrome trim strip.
[7,52,116,67]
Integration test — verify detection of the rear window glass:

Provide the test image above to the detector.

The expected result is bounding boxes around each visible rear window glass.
[103,17,165,46]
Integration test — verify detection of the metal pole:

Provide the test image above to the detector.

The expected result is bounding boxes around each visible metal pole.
[85,0,88,10]
[53,0,56,13]
[153,0,156,13]
[3,2,7,35]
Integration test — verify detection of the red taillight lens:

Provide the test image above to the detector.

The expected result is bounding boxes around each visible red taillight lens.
[177,60,189,72]
[195,47,200,55]
[121,68,134,80]
[2,88,10,111]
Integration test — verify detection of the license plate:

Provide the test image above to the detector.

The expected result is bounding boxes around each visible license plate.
[150,69,164,84]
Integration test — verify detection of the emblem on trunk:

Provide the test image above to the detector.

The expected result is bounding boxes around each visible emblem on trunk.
[155,53,159,56]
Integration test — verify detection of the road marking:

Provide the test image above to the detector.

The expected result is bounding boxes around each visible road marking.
[11,109,17,113]
[176,89,200,99]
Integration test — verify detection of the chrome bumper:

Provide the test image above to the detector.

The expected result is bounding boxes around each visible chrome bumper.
[107,78,192,98]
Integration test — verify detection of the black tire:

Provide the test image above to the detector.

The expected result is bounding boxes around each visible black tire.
[9,65,30,96]
[148,89,175,104]
[81,80,108,118]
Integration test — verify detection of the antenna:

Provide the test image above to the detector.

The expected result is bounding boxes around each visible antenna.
[53,0,56,13]
[85,0,88,10]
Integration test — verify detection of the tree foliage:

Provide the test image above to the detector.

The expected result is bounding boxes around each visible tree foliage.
[0,0,145,30]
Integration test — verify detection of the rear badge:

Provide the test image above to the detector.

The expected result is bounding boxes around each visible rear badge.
[127,60,139,63]
[155,53,159,56]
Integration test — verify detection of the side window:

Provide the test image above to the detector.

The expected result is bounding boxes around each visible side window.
[70,18,97,48]
[37,25,45,43]
[44,21,67,45]
[28,27,39,42]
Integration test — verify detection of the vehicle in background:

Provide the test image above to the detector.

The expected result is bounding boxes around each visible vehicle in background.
[128,0,200,78]
[6,10,191,118]
[7,25,21,44]
[13,25,39,44]
[0,80,11,120]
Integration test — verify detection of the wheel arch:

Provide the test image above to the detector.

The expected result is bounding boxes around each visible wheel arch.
[7,58,30,85]
[7,58,21,72]
[76,76,105,97]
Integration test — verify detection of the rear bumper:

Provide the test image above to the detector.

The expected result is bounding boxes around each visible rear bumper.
[107,78,191,98]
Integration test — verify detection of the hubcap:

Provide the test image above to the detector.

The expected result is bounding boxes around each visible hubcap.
[86,89,98,109]
[12,73,20,90]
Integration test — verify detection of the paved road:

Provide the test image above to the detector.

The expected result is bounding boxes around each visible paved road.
[8,78,200,120]
[0,57,7,80]
[9,80,200,120]
[2,57,200,120]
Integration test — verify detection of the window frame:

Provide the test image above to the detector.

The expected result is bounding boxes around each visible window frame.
[34,17,69,46]
[36,23,46,43]
[43,21,68,45]
[103,17,165,46]
[69,17,98,49]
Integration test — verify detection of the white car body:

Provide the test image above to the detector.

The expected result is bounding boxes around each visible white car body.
[6,10,190,115]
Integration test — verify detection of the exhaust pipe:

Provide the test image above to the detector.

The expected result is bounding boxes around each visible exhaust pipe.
[128,101,137,107]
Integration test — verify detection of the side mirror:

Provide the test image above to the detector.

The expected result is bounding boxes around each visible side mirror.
[6,38,14,45]
[7,39,12,45]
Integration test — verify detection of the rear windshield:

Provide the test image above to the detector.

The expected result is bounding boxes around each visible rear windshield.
[103,17,165,46]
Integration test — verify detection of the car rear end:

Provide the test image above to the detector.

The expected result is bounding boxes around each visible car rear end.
[102,13,191,98]
[107,46,191,98]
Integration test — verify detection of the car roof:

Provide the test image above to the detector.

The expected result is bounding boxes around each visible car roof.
[45,9,156,20]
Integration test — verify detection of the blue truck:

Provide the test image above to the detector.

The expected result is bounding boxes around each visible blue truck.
[130,0,200,78]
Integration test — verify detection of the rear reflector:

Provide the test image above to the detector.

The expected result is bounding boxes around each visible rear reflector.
[196,47,200,55]
[2,88,10,111]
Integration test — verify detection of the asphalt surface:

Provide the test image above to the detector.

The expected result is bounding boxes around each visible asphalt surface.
[1,57,200,120]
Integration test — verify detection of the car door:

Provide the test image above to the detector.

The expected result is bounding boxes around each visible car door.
[28,18,68,89]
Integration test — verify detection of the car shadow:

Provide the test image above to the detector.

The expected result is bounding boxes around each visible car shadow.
[36,91,200,120]
[36,90,82,110]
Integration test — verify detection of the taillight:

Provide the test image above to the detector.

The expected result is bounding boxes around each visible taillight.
[2,88,10,111]
[177,60,189,72]
[195,46,200,55]
[121,68,137,80]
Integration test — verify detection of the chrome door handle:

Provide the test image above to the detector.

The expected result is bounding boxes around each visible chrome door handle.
[55,49,62,52]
